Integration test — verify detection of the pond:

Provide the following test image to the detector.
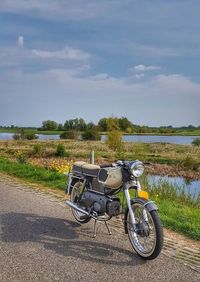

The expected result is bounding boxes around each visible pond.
[147,175,200,199]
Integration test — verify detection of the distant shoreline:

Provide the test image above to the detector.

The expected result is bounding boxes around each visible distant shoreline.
[0,129,200,137]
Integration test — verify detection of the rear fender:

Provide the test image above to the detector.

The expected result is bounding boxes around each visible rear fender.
[124,198,158,234]
[65,174,84,195]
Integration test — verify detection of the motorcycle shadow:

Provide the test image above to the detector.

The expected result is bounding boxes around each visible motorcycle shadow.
[1,212,145,267]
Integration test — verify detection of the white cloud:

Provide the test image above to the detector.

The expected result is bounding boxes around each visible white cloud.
[17,35,24,47]
[0,69,199,126]
[133,64,160,73]
[135,73,144,79]
[32,46,90,61]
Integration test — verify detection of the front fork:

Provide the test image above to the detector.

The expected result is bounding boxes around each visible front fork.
[124,181,148,229]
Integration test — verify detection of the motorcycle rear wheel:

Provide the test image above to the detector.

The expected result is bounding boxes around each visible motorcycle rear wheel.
[70,181,91,224]
[127,201,163,260]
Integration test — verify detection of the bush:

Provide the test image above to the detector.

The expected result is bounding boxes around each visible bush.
[24,132,38,140]
[82,126,100,141]
[55,144,68,157]
[32,144,44,156]
[192,138,200,146]
[60,130,79,140]
[14,150,27,163]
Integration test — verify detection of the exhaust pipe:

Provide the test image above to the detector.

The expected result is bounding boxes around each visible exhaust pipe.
[66,200,90,216]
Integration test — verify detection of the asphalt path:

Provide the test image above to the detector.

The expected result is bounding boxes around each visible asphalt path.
[0,180,199,282]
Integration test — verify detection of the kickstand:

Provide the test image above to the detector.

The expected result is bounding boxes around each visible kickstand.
[93,219,97,238]
[105,221,112,235]
[92,220,112,238]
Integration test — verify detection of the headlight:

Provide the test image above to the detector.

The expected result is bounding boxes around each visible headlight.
[129,161,144,178]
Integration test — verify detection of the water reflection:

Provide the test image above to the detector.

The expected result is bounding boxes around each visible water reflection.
[148,175,200,198]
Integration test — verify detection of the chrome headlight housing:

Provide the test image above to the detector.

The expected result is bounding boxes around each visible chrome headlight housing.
[129,161,144,178]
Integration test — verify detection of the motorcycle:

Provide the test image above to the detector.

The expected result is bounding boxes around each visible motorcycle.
[66,160,163,260]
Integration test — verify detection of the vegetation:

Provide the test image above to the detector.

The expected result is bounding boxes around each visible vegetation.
[55,144,68,157]
[60,130,79,140]
[192,138,200,146]
[0,157,66,190]
[82,126,100,141]
[1,118,199,136]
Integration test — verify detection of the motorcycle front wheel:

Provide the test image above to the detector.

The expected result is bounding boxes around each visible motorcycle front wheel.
[127,201,163,260]
[70,181,91,224]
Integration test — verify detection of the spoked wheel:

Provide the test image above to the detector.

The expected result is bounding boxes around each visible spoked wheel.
[127,201,163,260]
[70,181,91,224]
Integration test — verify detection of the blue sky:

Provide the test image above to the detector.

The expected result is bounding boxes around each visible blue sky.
[0,0,199,127]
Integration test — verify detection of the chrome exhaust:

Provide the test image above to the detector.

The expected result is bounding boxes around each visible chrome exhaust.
[66,200,90,216]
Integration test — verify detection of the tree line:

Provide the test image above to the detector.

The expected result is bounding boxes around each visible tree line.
[39,118,200,134]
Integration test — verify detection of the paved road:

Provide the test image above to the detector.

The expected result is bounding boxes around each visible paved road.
[0,180,199,282]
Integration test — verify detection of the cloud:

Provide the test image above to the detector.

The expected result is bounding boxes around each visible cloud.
[0,0,109,20]
[32,46,90,61]
[0,69,199,127]
[135,73,144,79]
[17,35,24,47]
[132,64,160,73]
[130,43,179,57]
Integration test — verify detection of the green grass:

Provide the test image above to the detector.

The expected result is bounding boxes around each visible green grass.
[141,176,200,240]
[156,198,200,240]
[0,157,66,190]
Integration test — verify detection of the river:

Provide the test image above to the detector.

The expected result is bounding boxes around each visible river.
[0,132,198,144]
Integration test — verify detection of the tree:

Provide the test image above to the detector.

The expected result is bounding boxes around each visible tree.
[118,117,133,132]
[98,118,108,131]
[64,118,86,131]
[106,117,124,157]
[82,125,100,140]
[42,120,58,131]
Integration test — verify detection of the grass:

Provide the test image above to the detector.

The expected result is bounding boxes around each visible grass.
[156,198,200,240]
[141,175,200,240]
[0,157,66,190]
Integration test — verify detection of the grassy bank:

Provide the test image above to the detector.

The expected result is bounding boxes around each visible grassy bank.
[0,139,199,179]
[0,156,199,240]
[0,157,66,190]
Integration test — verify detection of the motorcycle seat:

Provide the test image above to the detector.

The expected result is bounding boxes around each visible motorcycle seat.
[72,162,100,177]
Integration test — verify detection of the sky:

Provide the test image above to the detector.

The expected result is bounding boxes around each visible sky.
[0,0,200,127]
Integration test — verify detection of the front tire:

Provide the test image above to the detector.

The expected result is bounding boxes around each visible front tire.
[127,201,163,260]
[70,181,91,224]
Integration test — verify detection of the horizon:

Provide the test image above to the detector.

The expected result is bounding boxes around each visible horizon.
[0,1,200,127]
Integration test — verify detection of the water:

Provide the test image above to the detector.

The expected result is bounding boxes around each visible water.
[101,134,198,145]
[0,133,60,140]
[36,134,60,140]
[148,175,200,199]
[0,132,198,144]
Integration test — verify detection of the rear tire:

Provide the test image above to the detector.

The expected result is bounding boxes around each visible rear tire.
[70,181,91,224]
[127,202,163,260]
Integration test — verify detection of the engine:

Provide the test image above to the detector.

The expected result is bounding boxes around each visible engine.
[79,190,121,216]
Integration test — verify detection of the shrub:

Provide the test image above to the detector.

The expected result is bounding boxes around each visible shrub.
[55,144,67,157]
[32,144,44,156]
[14,150,27,163]
[82,126,100,141]
[192,138,200,146]
[60,130,79,140]
[24,132,38,140]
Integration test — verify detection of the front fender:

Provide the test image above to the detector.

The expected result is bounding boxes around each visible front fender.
[124,197,158,234]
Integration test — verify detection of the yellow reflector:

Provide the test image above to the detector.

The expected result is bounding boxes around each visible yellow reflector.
[138,190,149,200]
